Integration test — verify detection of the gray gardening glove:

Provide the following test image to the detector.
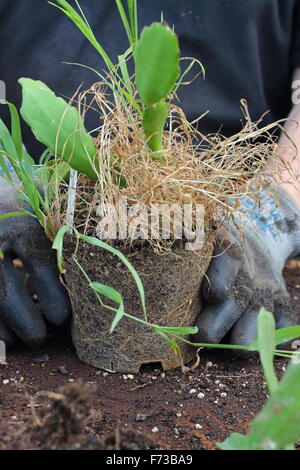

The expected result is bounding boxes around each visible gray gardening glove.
[194,181,300,346]
[0,170,71,346]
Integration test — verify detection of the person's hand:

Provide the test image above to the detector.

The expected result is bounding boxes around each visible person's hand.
[0,181,71,346]
[193,181,300,346]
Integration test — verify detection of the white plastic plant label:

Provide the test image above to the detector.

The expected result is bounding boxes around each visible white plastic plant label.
[0,80,6,101]
[0,340,6,364]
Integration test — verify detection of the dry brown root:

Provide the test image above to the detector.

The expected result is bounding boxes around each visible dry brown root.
[46,82,286,250]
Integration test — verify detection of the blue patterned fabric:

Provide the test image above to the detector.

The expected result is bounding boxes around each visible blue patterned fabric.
[240,192,284,239]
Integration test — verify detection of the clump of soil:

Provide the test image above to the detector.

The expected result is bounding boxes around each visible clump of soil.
[36,381,95,449]
[0,381,151,450]
[64,238,213,373]
[0,264,299,451]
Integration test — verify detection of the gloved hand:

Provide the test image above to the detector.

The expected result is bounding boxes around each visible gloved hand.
[0,175,71,346]
[194,180,300,346]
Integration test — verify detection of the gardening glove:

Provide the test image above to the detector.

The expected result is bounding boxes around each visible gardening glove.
[193,180,300,347]
[0,168,71,346]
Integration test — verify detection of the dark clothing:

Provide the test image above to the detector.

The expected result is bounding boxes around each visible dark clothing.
[0,0,300,157]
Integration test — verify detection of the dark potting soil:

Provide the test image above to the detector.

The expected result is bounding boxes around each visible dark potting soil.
[0,262,299,450]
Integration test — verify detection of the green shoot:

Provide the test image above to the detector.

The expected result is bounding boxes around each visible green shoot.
[48,0,116,74]
[255,307,279,393]
[49,1,181,156]
[135,22,180,152]
[0,100,62,239]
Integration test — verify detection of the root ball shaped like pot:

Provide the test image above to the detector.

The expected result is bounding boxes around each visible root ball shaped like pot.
[63,238,213,373]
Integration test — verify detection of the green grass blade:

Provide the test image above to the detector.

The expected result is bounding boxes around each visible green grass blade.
[158,326,198,335]
[0,119,18,161]
[0,150,15,182]
[74,0,92,29]
[220,354,300,450]
[218,433,248,451]
[90,282,123,304]
[173,57,205,97]
[90,281,125,334]
[244,361,300,449]
[53,226,146,316]
[152,327,180,355]
[257,308,279,394]
[4,102,23,161]
[52,225,71,273]
[77,232,146,316]
[0,211,26,220]
[48,1,116,74]
[64,61,141,116]
[250,325,300,350]
[118,49,134,96]
[115,0,133,46]
[127,0,138,46]
[109,302,125,334]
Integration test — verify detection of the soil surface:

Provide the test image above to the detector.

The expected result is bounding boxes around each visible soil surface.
[0,263,300,450]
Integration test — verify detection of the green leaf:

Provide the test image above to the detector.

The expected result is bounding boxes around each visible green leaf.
[250,325,300,350]
[115,0,133,47]
[0,211,26,221]
[77,232,146,316]
[159,326,198,335]
[135,22,180,106]
[127,0,138,48]
[218,433,248,450]
[109,303,125,334]
[19,78,98,181]
[49,1,116,74]
[53,227,147,318]
[244,361,300,450]
[90,281,125,334]
[220,361,300,450]
[90,282,123,304]
[0,119,18,162]
[5,101,23,161]
[257,308,278,394]
[52,225,71,273]
[142,101,168,152]
[153,327,180,354]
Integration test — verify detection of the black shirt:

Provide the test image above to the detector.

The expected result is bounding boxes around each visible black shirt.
[0,0,300,157]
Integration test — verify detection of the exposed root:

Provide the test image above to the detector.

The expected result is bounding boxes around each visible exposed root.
[46,81,286,250]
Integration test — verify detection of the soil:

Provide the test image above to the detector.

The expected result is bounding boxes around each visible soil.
[0,262,299,451]
[64,238,212,373]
